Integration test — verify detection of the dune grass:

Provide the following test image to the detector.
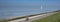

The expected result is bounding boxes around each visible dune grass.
[0,14,40,22]
[33,12,60,22]
[0,20,8,22]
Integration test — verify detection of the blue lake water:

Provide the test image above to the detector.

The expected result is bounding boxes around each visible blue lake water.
[0,7,60,19]
[0,0,60,19]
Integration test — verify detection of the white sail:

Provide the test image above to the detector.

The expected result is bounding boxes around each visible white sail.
[41,5,43,10]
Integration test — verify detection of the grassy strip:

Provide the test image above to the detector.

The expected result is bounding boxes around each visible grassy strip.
[6,14,40,21]
[0,20,8,22]
[32,12,60,22]
[0,14,40,22]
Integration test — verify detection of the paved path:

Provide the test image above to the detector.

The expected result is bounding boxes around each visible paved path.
[8,12,57,22]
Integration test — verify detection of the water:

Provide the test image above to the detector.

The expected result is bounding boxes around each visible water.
[0,7,60,19]
[0,0,60,19]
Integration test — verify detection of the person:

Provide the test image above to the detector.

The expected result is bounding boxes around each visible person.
[25,16,29,21]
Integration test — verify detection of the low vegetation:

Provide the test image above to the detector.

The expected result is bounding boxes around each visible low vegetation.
[32,12,60,22]
[6,14,40,21]
[0,20,8,22]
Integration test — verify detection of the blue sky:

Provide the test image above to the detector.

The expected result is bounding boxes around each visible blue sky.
[0,0,60,19]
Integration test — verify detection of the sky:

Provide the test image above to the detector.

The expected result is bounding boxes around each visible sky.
[0,0,60,19]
